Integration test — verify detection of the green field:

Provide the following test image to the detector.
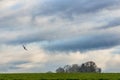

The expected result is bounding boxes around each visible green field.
[0,73,120,80]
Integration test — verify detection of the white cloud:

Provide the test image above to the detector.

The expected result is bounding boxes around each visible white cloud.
[0,0,39,18]
[1,0,120,72]
[0,0,19,9]
[1,0,120,44]
[16,16,32,25]
[0,44,120,72]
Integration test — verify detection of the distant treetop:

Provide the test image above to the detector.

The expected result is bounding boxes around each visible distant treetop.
[56,61,101,73]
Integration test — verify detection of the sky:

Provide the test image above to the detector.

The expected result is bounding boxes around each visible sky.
[0,0,120,73]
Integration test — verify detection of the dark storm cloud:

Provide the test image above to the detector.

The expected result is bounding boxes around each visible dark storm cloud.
[8,36,43,45]
[6,31,55,45]
[1,0,120,73]
[33,0,119,17]
[10,61,30,65]
[0,61,30,72]
[43,33,120,52]
[1,0,120,52]
[96,18,120,29]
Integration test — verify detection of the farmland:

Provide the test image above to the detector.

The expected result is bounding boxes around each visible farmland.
[0,73,120,80]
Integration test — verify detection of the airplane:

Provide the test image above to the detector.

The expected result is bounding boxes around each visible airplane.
[23,45,28,51]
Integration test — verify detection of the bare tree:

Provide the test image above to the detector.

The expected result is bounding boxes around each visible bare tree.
[56,67,65,73]
[80,61,101,73]
[70,64,80,72]
[56,61,101,73]
[64,65,71,73]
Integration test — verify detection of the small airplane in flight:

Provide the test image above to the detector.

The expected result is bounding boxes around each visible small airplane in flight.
[23,45,28,51]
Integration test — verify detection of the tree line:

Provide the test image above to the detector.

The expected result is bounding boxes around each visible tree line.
[56,61,101,73]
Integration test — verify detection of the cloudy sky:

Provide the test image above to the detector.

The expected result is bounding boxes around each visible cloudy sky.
[0,0,120,73]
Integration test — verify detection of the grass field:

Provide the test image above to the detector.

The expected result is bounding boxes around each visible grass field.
[0,73,120,80]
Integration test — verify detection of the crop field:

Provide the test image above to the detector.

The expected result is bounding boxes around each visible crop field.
[0,73,120,80]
